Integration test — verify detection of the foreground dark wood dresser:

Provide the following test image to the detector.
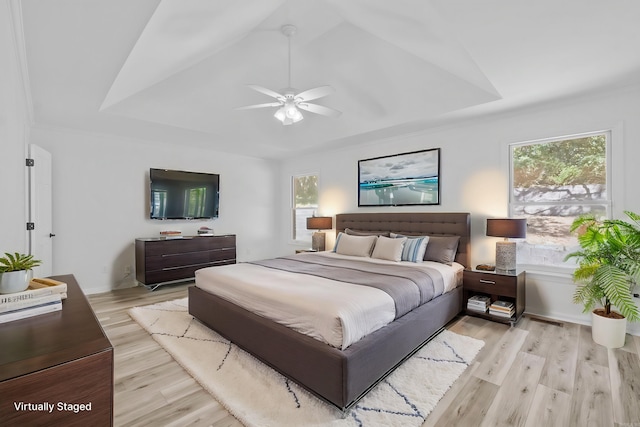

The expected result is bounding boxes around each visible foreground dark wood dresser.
[135,234,236,289]
[0,274,113,426]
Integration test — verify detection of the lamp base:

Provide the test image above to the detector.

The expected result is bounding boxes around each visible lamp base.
[311,232,326,252]
[495,241,517,272]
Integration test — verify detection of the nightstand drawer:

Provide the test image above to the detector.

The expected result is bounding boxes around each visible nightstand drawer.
[463,271,518,297]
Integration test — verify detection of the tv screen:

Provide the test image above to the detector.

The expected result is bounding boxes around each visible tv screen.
[149,168,219,220]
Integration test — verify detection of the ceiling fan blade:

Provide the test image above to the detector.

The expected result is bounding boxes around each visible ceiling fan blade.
[247,84,285,100]
[235,102,282,110]
[297,102,342,118]
[295,86,335,102]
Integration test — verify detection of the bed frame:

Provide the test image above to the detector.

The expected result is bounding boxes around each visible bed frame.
[189,212,470,411]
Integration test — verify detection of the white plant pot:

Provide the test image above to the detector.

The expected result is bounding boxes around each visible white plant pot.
[0,270,32,294]
[591,309,627,348]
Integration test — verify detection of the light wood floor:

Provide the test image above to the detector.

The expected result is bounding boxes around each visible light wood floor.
[88,284,640,427]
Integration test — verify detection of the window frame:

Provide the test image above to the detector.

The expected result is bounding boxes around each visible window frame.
[291,172,319,243]
[508,130,613,268]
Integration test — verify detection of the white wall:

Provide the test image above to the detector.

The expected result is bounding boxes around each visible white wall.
[278,85,640,334]
[0,2,28,256]
[30,127,279,294]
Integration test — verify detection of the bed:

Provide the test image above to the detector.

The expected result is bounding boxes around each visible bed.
[188,212,470,411]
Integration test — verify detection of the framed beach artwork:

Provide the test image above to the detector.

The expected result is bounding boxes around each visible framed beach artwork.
[358,148,441,207]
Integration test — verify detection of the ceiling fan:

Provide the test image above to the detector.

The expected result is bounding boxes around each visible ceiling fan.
[236,24,342,125]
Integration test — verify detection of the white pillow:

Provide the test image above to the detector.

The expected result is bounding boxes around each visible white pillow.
[390,233,430,263]
[333,233,377,257]
[372,236,407,262]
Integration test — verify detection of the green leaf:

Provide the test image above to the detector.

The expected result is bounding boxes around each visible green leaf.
[566,211,640,322]
[0,252,42,272]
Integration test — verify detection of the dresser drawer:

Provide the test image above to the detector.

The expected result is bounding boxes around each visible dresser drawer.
[146,248,236,270]
[144,236,235,256]
[145,259,235,284]
[463,270,518,297]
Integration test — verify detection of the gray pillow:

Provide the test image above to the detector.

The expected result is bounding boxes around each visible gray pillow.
[423,235,460,265]
[345,228,391,238]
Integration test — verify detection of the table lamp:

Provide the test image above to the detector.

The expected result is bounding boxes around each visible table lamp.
[306,216,333,251]
[486,218,527,272]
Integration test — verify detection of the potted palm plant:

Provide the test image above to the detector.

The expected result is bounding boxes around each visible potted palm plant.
[565,211,640,348]
[0,252,42,294]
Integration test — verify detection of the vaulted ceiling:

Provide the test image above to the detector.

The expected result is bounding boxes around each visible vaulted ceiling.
[17,0,640,158]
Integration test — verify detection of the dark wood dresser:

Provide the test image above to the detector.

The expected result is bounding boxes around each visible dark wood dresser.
[0,274,113,426]
[135,234,236,290]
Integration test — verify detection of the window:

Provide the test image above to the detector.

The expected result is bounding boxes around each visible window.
[510,131,610,267]
[292,174,319,241]
[186,187,207,218]
[152,190,167,217]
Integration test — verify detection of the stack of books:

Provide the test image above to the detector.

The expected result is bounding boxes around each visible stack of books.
[467,295,490,313]
[0,278,67,324]
[197,226,214,236]
[489,300,515,318]
[160,230,183,239]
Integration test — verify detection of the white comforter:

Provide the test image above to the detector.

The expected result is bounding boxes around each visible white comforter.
[195,252,463,349]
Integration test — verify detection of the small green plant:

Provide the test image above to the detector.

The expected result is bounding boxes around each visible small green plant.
[565,211,640,322]
[0,252,42,273]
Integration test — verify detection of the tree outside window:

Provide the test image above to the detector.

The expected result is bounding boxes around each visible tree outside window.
[292,174,318,241]
[510,132,610,267]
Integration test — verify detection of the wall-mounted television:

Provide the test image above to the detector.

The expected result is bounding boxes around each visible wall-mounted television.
[149,168,219,220]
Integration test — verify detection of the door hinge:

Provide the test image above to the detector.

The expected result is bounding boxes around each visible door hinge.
[26,222,35,230]
[26,158,34,167]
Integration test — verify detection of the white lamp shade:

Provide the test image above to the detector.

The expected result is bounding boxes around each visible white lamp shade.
[274,107,286,122]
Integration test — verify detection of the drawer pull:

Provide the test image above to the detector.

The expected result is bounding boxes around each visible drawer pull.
[479,279,496,285]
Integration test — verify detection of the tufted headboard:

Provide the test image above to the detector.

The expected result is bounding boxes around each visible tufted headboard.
[335,212,471,268]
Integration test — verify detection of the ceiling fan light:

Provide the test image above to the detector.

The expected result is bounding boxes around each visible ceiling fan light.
[274,107,286,122]
[275,104,303,125]
[287,107,303,121]
[285,106,296,119]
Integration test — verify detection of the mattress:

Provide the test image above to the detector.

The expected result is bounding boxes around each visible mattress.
[195,252,463,349]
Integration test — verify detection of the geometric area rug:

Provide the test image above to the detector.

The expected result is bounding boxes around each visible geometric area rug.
[129,298,484,427]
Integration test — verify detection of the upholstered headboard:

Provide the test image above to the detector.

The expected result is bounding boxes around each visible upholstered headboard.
[335,212,471,268]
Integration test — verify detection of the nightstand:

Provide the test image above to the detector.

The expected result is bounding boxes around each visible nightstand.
[462,269,526,325]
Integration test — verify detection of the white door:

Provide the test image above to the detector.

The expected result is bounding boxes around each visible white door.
[29,144,53,278]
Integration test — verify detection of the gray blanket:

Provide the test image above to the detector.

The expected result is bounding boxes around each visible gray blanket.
[249,253,445,319]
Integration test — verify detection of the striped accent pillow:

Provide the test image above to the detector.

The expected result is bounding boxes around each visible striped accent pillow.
[391,234,430,263]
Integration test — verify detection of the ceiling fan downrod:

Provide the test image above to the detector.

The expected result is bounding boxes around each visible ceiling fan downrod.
[281,24,297,91]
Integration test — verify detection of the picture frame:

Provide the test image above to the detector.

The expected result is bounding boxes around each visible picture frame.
[358,148,441,207]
